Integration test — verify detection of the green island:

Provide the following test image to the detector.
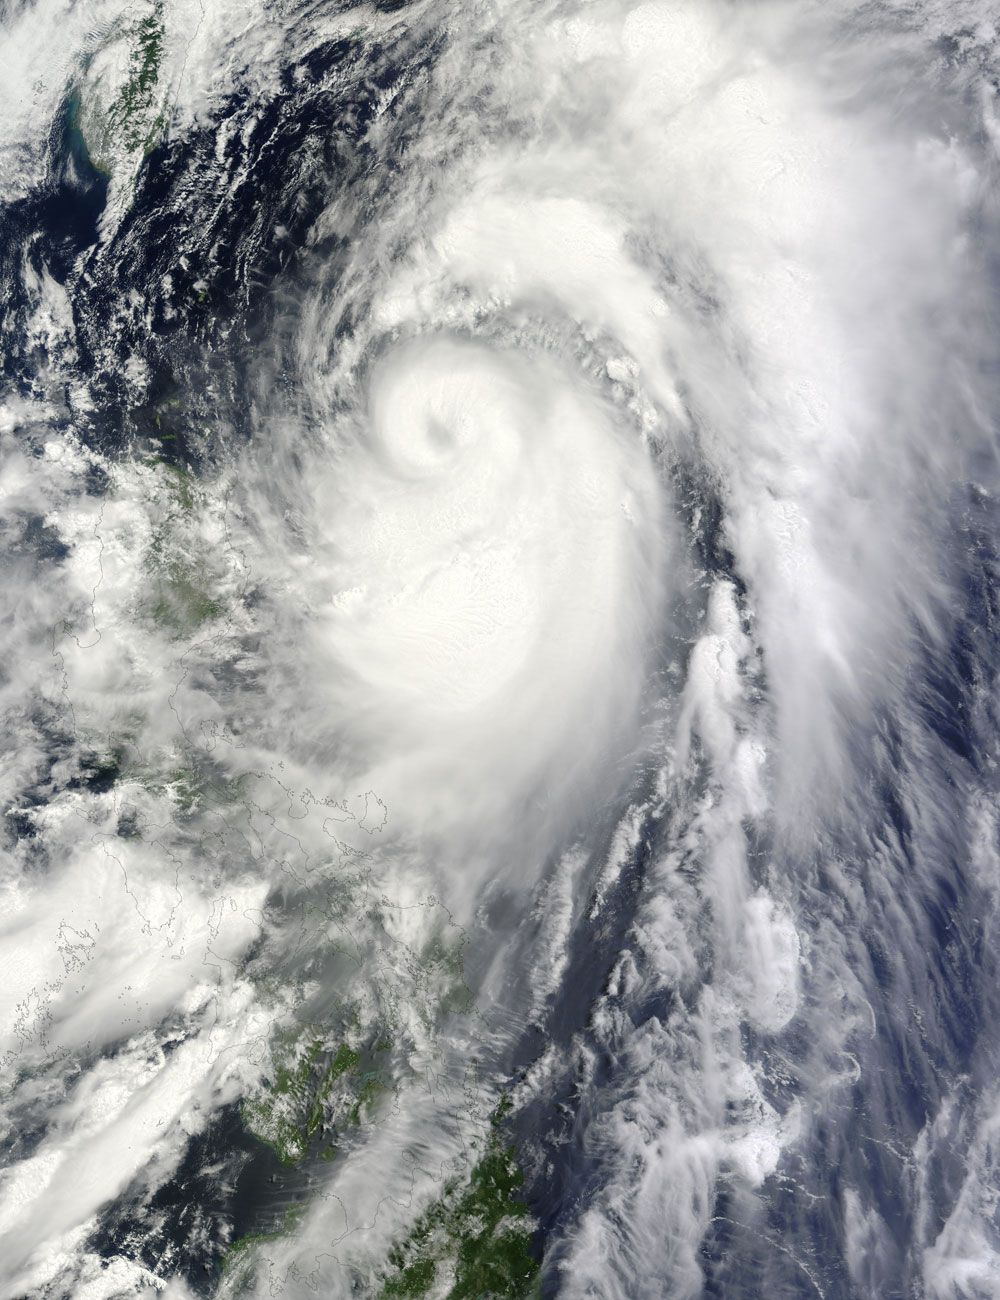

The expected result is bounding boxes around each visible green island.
[221,1203,305,1286]
[379,1097,541,1300]
[143,461,228,637]
[108,3,166,153]
[75,0,167,173]
[241,1032,387,1167]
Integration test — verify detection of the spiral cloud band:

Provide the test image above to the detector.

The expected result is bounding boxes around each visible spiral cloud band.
[315,336,665,846]
[0,0,998,1297]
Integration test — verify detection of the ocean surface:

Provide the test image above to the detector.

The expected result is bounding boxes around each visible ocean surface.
[1,1,999,1297]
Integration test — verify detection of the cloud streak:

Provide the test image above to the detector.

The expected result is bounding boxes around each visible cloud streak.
[0,0,998,1295]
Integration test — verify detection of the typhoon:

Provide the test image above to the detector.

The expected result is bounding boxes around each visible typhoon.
[0,0,999,1297]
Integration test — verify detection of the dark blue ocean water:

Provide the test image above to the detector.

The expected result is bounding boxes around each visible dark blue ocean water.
[2,11,999,1298]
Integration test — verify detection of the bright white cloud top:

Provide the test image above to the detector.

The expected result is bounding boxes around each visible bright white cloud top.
[0,1,998,1298]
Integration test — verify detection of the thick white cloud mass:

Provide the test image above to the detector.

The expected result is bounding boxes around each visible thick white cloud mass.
[0,0,998,1297]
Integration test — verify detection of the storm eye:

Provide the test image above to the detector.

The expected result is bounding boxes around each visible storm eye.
[1,1,993,1298]
[317,335,666,824]
[424,417,455,450]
